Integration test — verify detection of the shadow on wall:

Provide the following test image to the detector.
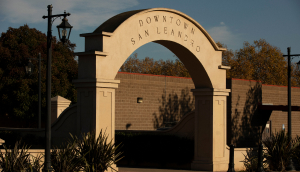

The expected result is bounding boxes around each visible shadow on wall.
[230,82,264,147]
[152,87,194,129]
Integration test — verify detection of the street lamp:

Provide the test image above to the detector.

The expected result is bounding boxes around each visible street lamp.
[25,53,42,129]
[25,60,34,76]
[42,5,72,171]
[283,47,300,171]
[57,11,73,44]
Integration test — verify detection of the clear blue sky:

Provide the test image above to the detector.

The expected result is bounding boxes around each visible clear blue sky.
[1,0,300,62]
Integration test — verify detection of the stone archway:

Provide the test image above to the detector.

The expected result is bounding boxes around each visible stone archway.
[74,8,230,171]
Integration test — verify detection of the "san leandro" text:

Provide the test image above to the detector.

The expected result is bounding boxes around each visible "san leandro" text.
[131,15,200,52]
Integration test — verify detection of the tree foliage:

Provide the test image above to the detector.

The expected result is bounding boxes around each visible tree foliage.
[218,39,292,86]
[121,39,300,87]
[218,39,300,87]
[0,25,78,123]
[120,53,191,77]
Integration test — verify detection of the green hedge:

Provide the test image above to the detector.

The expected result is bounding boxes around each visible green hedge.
[115,131,194,168]
[0,131,44,149]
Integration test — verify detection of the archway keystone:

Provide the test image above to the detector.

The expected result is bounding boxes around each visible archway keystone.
[74,8,230,171]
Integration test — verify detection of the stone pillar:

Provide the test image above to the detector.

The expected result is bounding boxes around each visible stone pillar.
[74,51,120,172]
[73,79,119,141]
[73,51,120,140]
[191,88,230,171]
[51,95,71,123]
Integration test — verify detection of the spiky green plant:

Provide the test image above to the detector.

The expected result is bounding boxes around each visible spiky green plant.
[0,140,32,172]
[241,148,268,172]
[30,153,44,172]
[263,130,300,171]
[72,130,123,172]
[51,141,87,172]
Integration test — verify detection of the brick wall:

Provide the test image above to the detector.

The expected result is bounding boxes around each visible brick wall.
[115,73,300,145]
[262,84,300,137]
[115,72,195,130]
[227,78,300,147]
[227,79,263,147]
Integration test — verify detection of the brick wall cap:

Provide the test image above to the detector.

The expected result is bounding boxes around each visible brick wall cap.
[73,78,120,84]
[258,103,300,111]
[117,72,192,80]
[228,78,300,89]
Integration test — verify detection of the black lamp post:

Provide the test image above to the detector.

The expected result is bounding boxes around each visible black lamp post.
[25,53,42,129]
[283,47,300,171]
[42,5,72,171]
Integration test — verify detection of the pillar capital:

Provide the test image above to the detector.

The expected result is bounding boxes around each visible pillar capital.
[192,88,231,96]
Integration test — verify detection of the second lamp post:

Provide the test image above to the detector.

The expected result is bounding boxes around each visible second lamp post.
[25,53,42,129]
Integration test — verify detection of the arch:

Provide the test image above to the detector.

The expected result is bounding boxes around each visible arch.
[74,8,231,171]
[79,8,228,89]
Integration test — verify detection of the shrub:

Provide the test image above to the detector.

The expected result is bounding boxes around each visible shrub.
[0,131,44,149]
[51,141,87,172]
[115,132,194,167]
[241,148,268,172]
[30,153,44,172]
[0,140,32,172]
[263,130,300,171]
[73,130,123,172]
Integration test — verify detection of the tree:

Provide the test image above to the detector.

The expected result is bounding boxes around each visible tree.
[120,53,191,77]
[122,39,299,87]
[219,39,300,87]
[0,25,78,125]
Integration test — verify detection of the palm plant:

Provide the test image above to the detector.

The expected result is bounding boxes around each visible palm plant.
[51,141,87,172]
[241,148,268,172]
[293,136,300,170]
[0,140,32,172]
[30,153,44,172]
[72,130,123,172]
[263,130,300,171]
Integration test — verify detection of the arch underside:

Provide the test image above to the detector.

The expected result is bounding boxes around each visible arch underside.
[154,40,212,88]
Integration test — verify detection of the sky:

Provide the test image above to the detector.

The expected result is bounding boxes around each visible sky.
[1,0,300,62]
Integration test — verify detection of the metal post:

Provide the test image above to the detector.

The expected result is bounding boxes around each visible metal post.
[257,143,265,172]
[288,47,291,146]
[44,4,53,172]
[286,47,296,171]
[38,53,41,129]
[227,144,235,172]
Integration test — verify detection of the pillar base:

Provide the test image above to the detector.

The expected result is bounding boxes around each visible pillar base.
[191,160,228,172]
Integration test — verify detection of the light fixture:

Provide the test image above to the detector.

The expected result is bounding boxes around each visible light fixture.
[57,11,73,44]
[25,60,34,75]
[137,97,143,103]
